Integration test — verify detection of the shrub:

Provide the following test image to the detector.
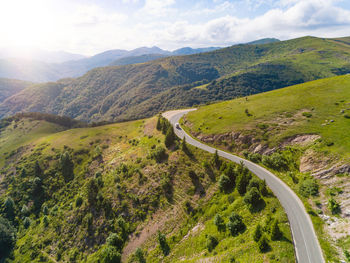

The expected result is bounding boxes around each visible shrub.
[150,146,167,163]
[328,198,341,214]
[262,153,288,170]
[227,212,245,236]
[206,235,218,252]
[214,213,225,232]
[270,219,282,240]
[135,248,146,263]
[302,112,312,118]
[244,187,262,208]
[99,246,121,263]
[157,231,170,256]
[299,179,319,197]
[106,233,124,251]
[0,216,16,258]
[253,224,262,242]
[258,235,270,252]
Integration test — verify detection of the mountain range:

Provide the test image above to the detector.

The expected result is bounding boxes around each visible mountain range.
[0,36,349,123]
[0,38,280,82]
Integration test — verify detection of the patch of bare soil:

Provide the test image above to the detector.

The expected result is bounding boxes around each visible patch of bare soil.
[121,205,182,261]
[283,134,320,147]
[144,118,156,136]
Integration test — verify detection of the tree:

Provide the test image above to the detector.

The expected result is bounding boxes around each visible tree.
[227,212,245,236]
[23,217,31,229]
[253,224,262,242]
[42,205,49,215]
[156,115,162,131]
[212,150,221,169]
[135,248,146,263]
[270,219,282,240]
[214,213,225,232]
[0,216,16,259]
[236,173,250,196]
[259,179,268,196]
[60,151,74,182]
[99,246,121,263]
[218,174,233,193]
[181,137,189,154]
[34,161,43,178]
[86,178,99,206]
[157,231,170,256]
[224,163,237,183]
[21,204,29,216]
[206,235,218,252]
[243,187,262,208]
[3,197,15,220]
[247,178,260,192]
[258,235,270,252]
[20,168,27,177]
[164,126,176,148]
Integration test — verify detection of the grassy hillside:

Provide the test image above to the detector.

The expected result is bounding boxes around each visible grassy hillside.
[0,114,294,262]
[1,36,350,122]
[0,78,33,103]
[182,75,350,261]
[184,74,350,158]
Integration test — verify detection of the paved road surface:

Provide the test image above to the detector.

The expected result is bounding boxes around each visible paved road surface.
[163,109,324,263]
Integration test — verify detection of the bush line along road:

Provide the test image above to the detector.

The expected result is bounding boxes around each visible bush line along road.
[163,109,324,263]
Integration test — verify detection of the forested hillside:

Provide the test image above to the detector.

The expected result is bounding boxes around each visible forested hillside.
[1,36,350,123]
[0,114,294,262]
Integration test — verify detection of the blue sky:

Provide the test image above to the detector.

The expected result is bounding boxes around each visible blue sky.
[0,0,350,55]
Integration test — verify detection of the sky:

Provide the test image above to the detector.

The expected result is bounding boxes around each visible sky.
[0,0,350,55]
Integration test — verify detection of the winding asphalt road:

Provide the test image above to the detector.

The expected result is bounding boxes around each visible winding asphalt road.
[163,109,324,263]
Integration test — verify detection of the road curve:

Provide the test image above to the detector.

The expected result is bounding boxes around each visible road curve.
[163,109,324,263]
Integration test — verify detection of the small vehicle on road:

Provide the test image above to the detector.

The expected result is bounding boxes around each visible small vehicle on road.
[175,123,181,129]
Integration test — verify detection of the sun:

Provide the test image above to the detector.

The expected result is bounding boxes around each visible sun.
[0,0,54,48]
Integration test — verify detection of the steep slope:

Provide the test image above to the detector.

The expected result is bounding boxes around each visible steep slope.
[0,78,33,103]
[1,36,350,122]
[182,75,350,261]
[0,115,294,262]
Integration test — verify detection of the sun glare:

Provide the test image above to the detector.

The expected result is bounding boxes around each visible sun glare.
[0,0,55,48]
